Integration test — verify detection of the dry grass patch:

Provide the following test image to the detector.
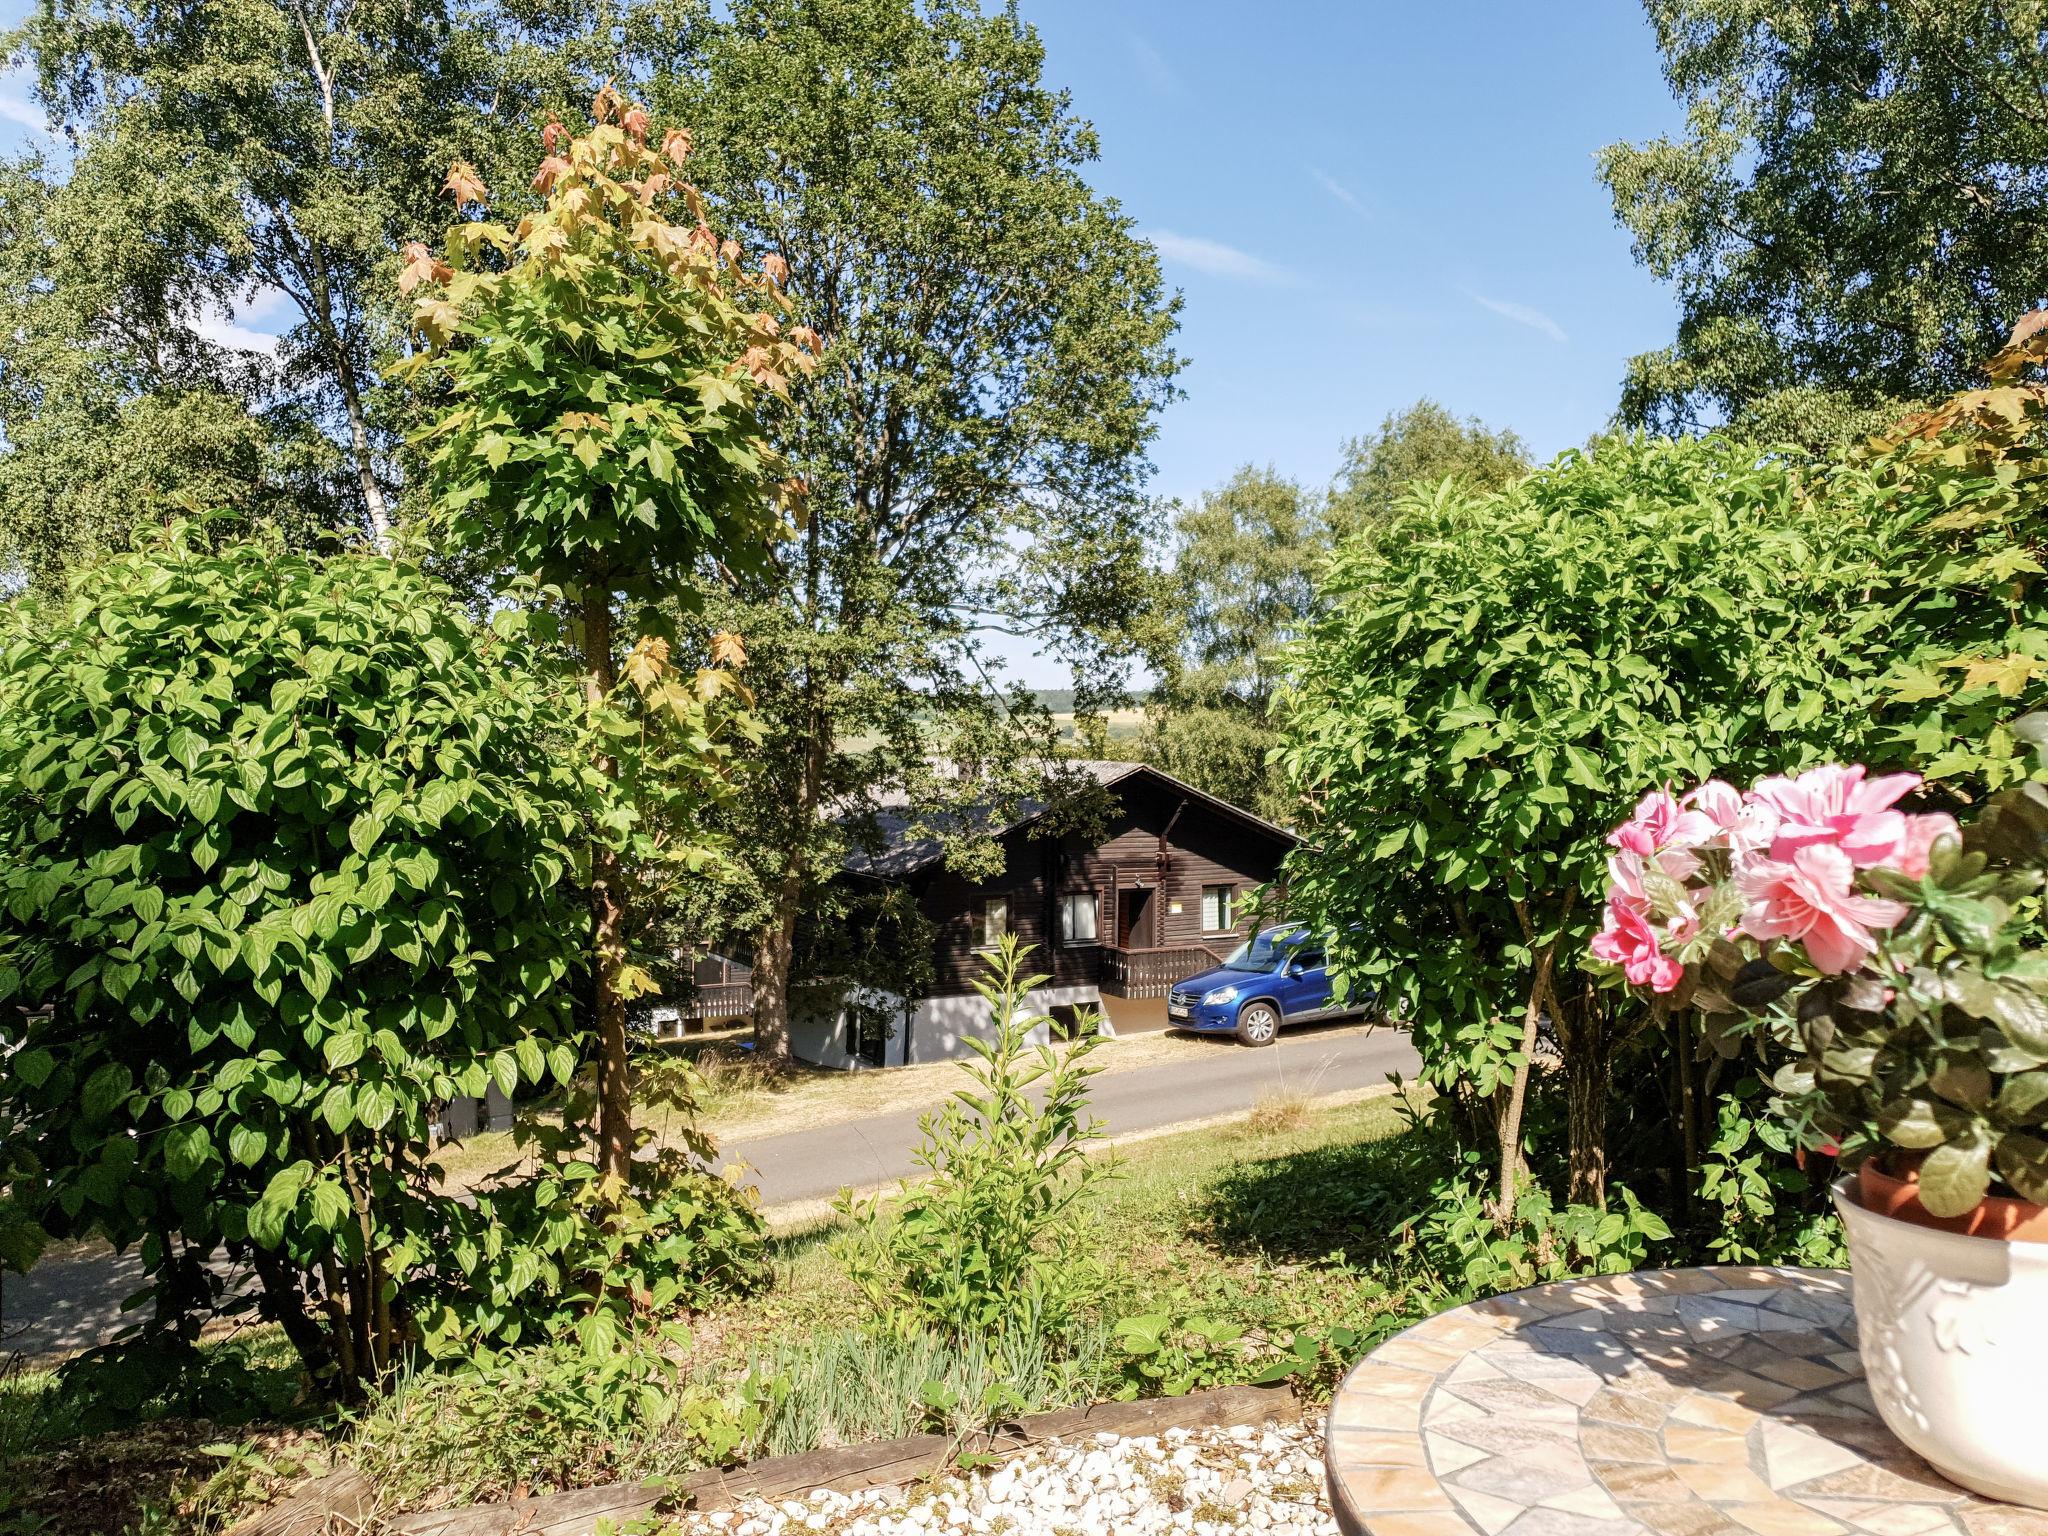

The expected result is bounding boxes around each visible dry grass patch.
[1242,1089,1314,1138]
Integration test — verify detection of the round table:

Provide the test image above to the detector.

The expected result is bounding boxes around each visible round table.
[1323,1265,2047,1536]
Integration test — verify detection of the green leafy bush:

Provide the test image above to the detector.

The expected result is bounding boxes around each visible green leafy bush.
[346,1321,778,1507]
[836,938,1109,1342]
[0,527,599,1395]
[425,1116,769,1356]
[1252,1325,1370,1397]
[1111,1307,1253,1399]
[1278,434,1901,1209]
[1278,394,2048,1272]
[1695,1082,1846,1266]
[1410,1170,1672,1295]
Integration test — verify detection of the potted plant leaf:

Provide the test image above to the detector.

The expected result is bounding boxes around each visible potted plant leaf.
[1591,730,2048,1507]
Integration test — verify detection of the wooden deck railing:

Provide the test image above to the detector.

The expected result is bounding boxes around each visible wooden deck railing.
[1098,943,1232,999]
[679,979,753,1020]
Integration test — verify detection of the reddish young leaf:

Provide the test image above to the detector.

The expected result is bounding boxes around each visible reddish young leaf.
[442,160,488,206]
[532,155,570,195]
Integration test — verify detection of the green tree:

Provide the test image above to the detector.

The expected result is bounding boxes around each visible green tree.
[1141,466,1322,824]
[1326,398,1529,537]
[0,528,599,1395]
[1600,0,2048,442]
[1143,408,1525,823]
[403,97,809,1179]
[1281,354,2048,1227]
[652,0,1181,1054]
[1277,436,1899,1210]
[0,0,634,579]
[0,157,343,592]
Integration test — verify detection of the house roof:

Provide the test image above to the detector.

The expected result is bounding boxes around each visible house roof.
[840,759,1299,880]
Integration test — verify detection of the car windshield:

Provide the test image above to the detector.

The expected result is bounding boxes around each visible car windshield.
[1222,926,1307,972]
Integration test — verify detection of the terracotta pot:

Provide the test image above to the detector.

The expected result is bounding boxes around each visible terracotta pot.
[1856,1159,2048,1243]
[1835,1176,2048,1507]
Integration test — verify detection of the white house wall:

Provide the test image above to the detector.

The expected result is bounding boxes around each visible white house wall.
[901,984,1107,1066]
[786,982,1115,1071]
[789,984,910,1070]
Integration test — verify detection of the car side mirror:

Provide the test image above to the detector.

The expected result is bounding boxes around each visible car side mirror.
[1285,959,1305,977]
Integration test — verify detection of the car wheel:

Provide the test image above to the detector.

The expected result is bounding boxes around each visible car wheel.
[1235,1001,1280,1047]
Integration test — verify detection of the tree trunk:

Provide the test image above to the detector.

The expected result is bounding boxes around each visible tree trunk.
[337,359,392,551]
[1669,1003,1697,1226]
[580,586,634,1185]
[752,721,826,1062]
[248,1244,342,1395]
[1563,1016,1611,1209]
[751,896,798,1061]
[1493,940,1555,1215]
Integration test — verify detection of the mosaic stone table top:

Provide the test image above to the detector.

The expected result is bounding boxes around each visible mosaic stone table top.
[1323,1265,2046,1536]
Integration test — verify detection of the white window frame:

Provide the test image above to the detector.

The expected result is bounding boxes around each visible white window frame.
[1059,890,1099,945]
[976,894,1009,950]
[1201,883,1236,933]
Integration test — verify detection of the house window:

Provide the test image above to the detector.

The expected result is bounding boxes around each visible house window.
[1201,884,1236,933]
[1059,890,1099,945]
[976,895,1009,949]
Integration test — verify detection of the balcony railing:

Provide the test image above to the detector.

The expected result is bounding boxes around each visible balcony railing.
[683,979,754,1019]
[1099,943,1232,999]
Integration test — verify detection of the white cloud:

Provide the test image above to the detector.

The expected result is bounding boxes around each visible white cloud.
[1309,167,1370,219]
[1148,229,1296,285]
[193,296,285,356]
[1467,290,1567,343]
[1129,34,1176,94]
[0,82,50,138]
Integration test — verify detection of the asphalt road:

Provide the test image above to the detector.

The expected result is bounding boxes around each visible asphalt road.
[1,1020,1419,1361]
[719,1017,1421,1207]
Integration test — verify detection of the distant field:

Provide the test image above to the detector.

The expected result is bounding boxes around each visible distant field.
[842,703,1150,753]
[1051,707,1146,743]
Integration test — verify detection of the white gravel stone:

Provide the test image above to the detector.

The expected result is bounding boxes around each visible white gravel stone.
[665,1422,1334,1536]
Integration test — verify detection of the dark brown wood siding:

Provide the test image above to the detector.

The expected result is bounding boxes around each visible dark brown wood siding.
[915,770,1296,999]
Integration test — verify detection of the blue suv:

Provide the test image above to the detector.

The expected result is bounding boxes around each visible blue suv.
[1165,923,1366,1046]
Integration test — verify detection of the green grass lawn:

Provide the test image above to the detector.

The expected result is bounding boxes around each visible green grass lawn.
[0,1091,1449,1535]
[675,1086,1439,1352]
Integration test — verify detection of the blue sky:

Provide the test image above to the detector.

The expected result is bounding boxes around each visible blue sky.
[0,1,1689,685]
[1008,1,1689,682]
[1024,0,1686,503]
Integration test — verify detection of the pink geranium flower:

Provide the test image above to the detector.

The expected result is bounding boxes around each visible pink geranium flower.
[1591,901,1685,993]
[1888,812,1961,881]
[1737,843,1910,974]
[1748,764,1922,870]
[1606,850,1650,910]
[1609,788,1719,859]
[1682,779,1743,834]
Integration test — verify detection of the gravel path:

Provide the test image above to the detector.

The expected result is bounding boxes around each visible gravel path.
[673,1423,1337,1536]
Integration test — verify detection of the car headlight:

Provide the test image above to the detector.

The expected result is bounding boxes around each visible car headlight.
[1201,985,1239,1006]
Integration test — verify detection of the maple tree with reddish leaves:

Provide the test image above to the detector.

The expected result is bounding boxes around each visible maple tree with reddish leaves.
[402,89,814,1185]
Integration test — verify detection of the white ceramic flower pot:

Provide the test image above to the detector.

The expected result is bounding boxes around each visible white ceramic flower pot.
[1834,1176,2048,1507]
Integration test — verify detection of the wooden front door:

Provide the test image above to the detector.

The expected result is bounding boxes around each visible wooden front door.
[1118,885,1153,948]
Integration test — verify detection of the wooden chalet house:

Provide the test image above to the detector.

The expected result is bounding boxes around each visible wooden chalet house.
[789,760,1301,1069]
